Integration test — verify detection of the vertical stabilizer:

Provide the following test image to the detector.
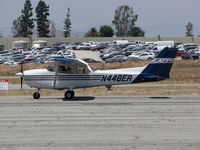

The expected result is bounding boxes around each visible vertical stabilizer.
[133,47,177,83]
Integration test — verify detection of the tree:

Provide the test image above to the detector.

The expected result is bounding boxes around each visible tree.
[112,5,138,37]
[186,22,193,37]
[35,0,50,37]
[127,26,145,37]
[85,27,99,37]
[20,0,34,37]
[12,17,22,37]
[99,25,114,37]
[63,8,72,37]
[112,5,144,37]
[49,20,56,37]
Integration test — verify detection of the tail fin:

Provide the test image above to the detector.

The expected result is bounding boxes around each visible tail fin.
[133,47,177,83]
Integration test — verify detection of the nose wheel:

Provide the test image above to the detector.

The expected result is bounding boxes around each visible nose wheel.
[65,90,75,99]
[33,89,40,99]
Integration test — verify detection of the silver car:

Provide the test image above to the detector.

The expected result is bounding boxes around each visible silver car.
[105,55,127,63]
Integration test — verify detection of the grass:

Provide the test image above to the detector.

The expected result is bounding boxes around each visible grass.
[0,59,200,96]
[1,85,200,97]
[1,59,200,84]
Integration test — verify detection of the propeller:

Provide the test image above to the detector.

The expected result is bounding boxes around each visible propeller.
[16,61,24,90]
[20,62,23,90]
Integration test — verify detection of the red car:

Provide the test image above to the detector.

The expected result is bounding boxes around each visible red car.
[18,58,35,64]
[91,43,109,51]
[176,50,186,56]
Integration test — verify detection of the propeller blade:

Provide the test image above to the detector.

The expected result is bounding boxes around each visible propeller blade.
[21,76,23,90]
[21,63,23,73]
[20,63,23,90]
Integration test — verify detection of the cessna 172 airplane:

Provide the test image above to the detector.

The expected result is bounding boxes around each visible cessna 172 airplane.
[17,47,177,99]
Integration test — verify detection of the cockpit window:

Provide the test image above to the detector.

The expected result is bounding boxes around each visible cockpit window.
[46,65,53,71]
[76,66,86,74]
[58,65,74,73]
[46,62,55,72]
[46,61,91,74]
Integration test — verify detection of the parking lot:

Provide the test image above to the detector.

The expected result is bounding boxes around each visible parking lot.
[0,96,200,150]
[1,40,200,66]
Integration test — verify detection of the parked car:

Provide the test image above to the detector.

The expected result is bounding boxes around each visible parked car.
[176,50,186,56]
[127,52,155,60]
[122,47,136,56]
[100,47,121,58]
[91,43,109,51]
[82,58,101,63]
[102,50,123,60]
[150,46,166,53]
[105,55,127,63]
[184,44,198,51]
[18,58,36,64]
[188,49,200,55]
[75,43,91,50]
[181,51,199,60]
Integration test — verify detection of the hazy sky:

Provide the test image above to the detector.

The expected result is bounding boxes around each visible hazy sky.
[0,0,200,37]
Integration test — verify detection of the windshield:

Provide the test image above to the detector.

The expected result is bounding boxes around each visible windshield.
[90,66,97,71]
[46,62,55,72]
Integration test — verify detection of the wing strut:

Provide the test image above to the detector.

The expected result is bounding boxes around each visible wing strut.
[53,61,59,88]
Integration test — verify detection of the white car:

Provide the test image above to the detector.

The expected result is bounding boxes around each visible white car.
[127,52,155,60]
[150,46,167,53]
[126,51,144,60]
[137,52,155,60]
[188,49,200,55]
[75,43,91,50]
[192,48,200,55]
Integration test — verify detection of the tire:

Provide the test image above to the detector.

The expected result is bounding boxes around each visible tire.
[65,90,75,99]
[33,92,40,99]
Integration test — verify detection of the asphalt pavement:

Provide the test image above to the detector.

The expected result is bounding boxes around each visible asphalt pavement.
[0,96,200,150]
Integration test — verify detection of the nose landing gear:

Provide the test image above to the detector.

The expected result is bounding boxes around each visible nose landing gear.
[33,89,40,99]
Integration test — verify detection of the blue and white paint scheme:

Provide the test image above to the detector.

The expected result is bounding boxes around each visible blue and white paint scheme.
[17,47,177,99]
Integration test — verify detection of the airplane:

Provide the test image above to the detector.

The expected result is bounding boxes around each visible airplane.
[16,47,177,99]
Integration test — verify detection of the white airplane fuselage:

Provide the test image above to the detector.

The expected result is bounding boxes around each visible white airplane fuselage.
[23,67,144,90]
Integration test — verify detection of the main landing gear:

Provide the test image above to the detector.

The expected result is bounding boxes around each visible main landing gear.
[33,89,40,99]
[64,90,75,99]
[33,89,75,100]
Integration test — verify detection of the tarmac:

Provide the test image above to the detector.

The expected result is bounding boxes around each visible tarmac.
[0,96,200,150]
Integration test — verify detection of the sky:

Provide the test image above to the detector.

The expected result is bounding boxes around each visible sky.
[0,0,200,37]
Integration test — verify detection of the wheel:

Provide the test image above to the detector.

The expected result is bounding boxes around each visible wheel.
[65,90,75,99]
[33,92,40,99]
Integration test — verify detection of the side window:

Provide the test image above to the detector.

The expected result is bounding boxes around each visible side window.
[76,67,86,74]
[58,66,67,72]
[66,66,74,73]
[58,65,74,74]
